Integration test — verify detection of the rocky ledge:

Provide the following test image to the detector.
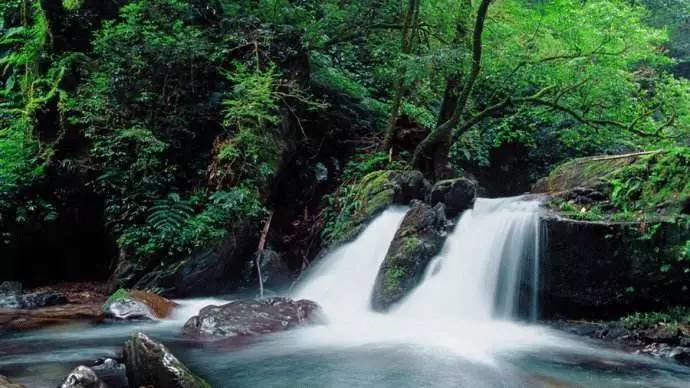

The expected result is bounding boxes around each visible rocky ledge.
[183,297,321,338]
[551,320,690,365]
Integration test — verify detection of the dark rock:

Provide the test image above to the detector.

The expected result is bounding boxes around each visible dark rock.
[91,358,128,388]
[371,201,448,311]
[566,187,608,205]
[0,282,22,294]
[59,365,106,388]
[183,297,321,338]
[427,177,476,217]
[0,375,25,388]
[0,290,67,309]
[540,216,690,319]
[257,250,292,290]
[123,332,210,388]
[112,219,259,297]
[103,289,178,320]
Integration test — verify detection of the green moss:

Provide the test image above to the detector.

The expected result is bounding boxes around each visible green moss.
[103,288,130,312]
[384,265,406,293]
[622,306,690,330]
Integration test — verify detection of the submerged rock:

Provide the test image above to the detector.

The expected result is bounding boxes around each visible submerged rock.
[183,297,320,338]
[371,201,448,311]
[123,332,210,388]
[60,365,106,388]
[103,289,177,320]
[427,177,476,217]
[0,290,67,309]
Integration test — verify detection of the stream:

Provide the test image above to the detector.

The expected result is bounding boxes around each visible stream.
[2,198,690,387]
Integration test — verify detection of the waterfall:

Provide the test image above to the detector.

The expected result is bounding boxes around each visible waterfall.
[393,197,542,321]
[296,197,541,323]
[294,207,408,320]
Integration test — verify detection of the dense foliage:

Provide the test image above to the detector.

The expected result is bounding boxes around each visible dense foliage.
[0,0,688,283]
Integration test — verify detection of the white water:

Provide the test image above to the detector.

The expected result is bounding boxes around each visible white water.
[289,197,588,363]
[394,197,542,321]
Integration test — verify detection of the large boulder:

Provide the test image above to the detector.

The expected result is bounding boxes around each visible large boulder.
[427,177,477,218]
[183,297,320,338]
[103,289,177,320]
[123,332,210,388]
[243,249,293,291]
[371,201,448,311]
[323,170,430,247]
[111,220,260,297]
[59,366,106,388]
[540,216,690,319]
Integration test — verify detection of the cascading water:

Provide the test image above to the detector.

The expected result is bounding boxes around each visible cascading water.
[393,197,542,321]
[294,207,408,320]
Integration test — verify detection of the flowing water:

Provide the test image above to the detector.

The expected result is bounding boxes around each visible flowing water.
[2,199,690,387]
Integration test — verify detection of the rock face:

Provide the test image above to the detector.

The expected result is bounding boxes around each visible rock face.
[323,169,430,248]
[103,289,178,320]
[111,220,259,297]
[371,201,448,311]
[183,297,320,338]
[540,216,690,319]
[123,332,210,388]
[552,320,690,366]
[0,290,67,309]
[255,249,293,290]
[60,365,106,388]
[427,177,476,218]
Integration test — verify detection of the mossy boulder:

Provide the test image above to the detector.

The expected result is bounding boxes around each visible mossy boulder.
[323,169,429,247]
[103,289,177,320]
[427,177,477,218]
[123,332,210,388]
[371,200,448,311]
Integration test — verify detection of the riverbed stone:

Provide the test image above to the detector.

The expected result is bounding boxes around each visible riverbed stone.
[123,332,210,388]
[371,200,448,311]
[183,297,321,338]
[60,365,106,388]
[103,289,178,320]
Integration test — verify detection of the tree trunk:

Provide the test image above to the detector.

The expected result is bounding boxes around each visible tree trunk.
[412,0,492,170]
[383,0,420,152]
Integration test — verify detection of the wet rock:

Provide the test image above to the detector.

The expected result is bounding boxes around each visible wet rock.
[0,304,104,332]
[60,365,106,388]
[123,332,210,388]
[371,201,448,311]
[427,177,476,217]
[0,375,25,388]
[103,289,178,320]
[0,290,67,309]
[183,297,320,338]
[91,358,128,388]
